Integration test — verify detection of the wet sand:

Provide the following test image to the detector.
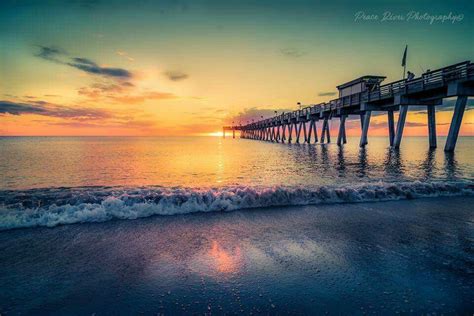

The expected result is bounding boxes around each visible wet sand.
[0,196,473,314]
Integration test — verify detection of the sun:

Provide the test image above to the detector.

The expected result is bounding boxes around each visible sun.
[204,131,224,137]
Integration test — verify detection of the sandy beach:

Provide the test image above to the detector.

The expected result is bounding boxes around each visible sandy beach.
[1,196,472,314]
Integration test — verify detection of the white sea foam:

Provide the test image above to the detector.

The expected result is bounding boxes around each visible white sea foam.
[0,181,472,230]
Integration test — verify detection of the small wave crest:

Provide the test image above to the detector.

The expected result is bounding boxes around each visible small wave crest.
[0,181,472,230]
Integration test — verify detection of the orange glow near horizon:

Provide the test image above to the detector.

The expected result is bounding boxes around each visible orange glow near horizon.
[1,108,472,137]
[1,1,472,137]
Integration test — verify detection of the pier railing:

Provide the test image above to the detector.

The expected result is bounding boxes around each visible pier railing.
[227,60,472,152]
[238,61,472,130]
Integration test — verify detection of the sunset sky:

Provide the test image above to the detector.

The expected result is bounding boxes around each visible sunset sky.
[0,0,473,136]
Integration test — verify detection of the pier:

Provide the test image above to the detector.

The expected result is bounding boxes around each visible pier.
[223,61,473,151]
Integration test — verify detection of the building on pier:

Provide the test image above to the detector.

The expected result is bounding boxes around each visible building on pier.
[337,76,386,98]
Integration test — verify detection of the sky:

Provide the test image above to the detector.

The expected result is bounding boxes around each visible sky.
[0,0,473,136]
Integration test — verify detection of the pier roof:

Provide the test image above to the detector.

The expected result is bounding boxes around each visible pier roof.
[336,75,386,90]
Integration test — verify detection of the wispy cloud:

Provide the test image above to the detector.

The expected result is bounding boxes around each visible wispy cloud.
[280,48,306,58]
[164,70,189,81]
[1,98,162,132]
[116,50,134,62]
[78,81,135,98]
[68,57,132,79]
[78,81,177,104]
[0,100,111,120]
[318,92,337,97]
[110,91,177,104]
[35,45,133,80]
[35,46,65,63]
[0,100,48,116]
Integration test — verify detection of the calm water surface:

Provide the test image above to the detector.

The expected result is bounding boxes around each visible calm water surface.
[1,136,473,190]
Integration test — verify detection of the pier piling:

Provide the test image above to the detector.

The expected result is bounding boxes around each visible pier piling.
[427,106,436,148]
[445,96,468,152]
[360,111,372,147]
[388,110,395,147]
[337,115,347,146]
[394,105,408,148]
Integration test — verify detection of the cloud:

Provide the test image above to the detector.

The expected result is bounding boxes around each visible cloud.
[116,50,135,62]
[45,118,158,130]
[35,45,64,63]
[110,91,177,104]
[1,97,163,132]
[35,45,133,80]
[0,100,48,116]
[164,71,189,81]
[78,81,135,98]
[228,107,293,125]
[67,58,132,79]
[77,80,177,105]
[280,48,306,58]
[318,92,337,97]
[0,100,111,120]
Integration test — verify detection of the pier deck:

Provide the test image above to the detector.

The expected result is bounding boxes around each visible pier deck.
[223,61,473,151]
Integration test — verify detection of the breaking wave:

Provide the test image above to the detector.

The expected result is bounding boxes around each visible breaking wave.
[0,181,472,230]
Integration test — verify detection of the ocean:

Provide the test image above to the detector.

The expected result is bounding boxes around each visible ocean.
[0,136,473,229]
[0,136,473,314]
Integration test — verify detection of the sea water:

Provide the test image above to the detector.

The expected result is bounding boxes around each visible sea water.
[0,136,473,314]
[0,136,473,229]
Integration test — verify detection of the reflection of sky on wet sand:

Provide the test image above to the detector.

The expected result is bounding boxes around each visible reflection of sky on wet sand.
[187,240,243,276]
[187,236,345,279]
[1,196,473,314]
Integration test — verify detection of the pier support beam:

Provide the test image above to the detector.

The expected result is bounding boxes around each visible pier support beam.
[445,96,468,152]
[321,118,330,143]
[232,129,235,139]
[288,124,293,143]
[393,105,408,148]
[302,122,307,143]
[387,110,395,147]
[296,123,301,143]
[427,106,436,148]
[337,115,347,146]
[360,111,371,147]
[313,121,318,143]
[321,119,327,143]
[296,122,302,143]
[326,120,331,143]
[307,120,314,143]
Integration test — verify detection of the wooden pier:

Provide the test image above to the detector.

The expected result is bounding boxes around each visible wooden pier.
[223,61,473,151]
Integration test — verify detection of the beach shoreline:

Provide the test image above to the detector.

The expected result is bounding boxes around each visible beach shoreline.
[1,196,473,314]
